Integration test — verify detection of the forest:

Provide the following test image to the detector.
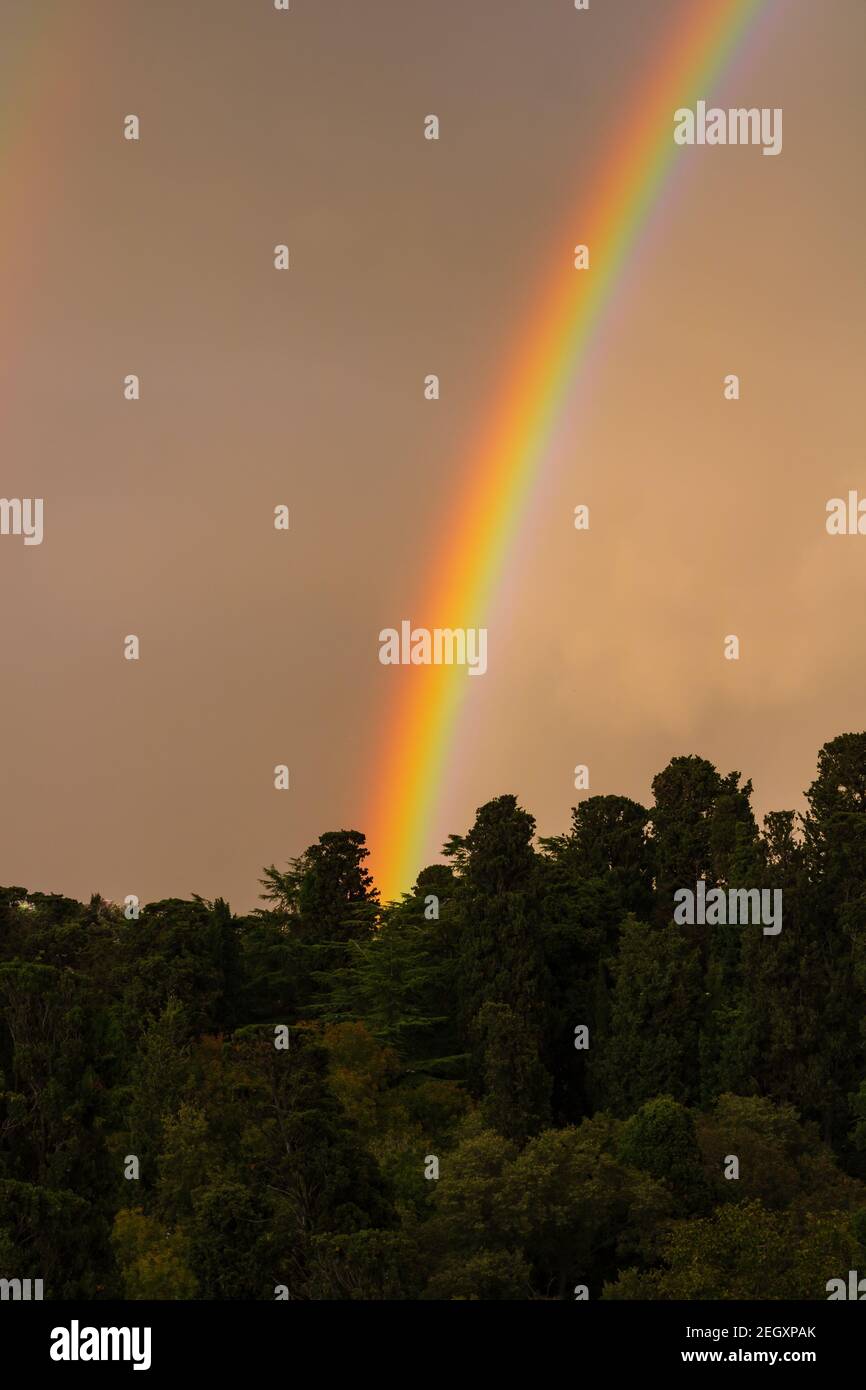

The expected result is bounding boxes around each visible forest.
[2,732,866,1300]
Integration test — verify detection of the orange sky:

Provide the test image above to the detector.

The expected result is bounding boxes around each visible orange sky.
[1,0,863,910]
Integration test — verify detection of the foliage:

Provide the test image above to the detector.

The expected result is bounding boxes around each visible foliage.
[1,734,866,1298]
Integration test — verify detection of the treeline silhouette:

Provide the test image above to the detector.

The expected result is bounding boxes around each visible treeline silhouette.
[3,732,866,1300]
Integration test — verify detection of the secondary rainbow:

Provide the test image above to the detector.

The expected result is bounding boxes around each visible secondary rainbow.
[0,9,80,382]
[368,0,772,901]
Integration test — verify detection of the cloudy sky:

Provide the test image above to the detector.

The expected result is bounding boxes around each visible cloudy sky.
[1,0,863,908]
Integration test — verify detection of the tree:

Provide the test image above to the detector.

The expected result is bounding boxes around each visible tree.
[618,1096,710,1214]
[804,732,866,897]
[111,1207,198,1300]
[651,755,756,920]
[698,1093,865,1214]
[454,797,551,1141]
[260,830,378,940]
[118,898,239,1035]
[476,1002,552,1146]
[496,1117,671,1299]
[566,795,654,919]
[590,918,704,1114]
[260,831,378,1011]
[125,997,193,1192]
[604,1200,859,1301]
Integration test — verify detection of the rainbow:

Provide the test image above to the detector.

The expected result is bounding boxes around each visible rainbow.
[0,8,79,387]
[369,0,773,901]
